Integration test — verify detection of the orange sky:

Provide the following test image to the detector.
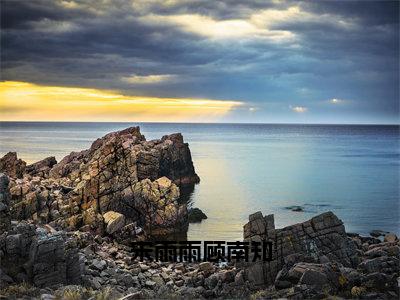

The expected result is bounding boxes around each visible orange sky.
[0,81,244,122]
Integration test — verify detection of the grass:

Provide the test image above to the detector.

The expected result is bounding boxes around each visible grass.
[0,282,39,298]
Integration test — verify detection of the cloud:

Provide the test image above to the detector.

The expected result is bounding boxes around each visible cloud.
[329,98,345,104]
[140,13,295,42]
[121,74,177,84]
[0,0,398,123]
[30,19,79,33]
[290,105,308,113]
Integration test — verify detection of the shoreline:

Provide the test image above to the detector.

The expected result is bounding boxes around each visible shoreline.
[0,126,398,299]
[1,210,398,300]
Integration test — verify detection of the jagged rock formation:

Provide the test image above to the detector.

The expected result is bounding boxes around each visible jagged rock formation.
[0,221,81,287]
[0,127,199,239]
[243,211,399,299]
[243,211,359,286]
[0,152,26,179]
[26,156,57,178]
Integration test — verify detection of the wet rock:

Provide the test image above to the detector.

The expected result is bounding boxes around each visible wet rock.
[188,207,208,223]
[285,205,304,212]
[369,229,389,238]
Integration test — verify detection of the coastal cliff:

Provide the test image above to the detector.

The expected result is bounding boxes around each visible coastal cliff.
[0,126,199,240]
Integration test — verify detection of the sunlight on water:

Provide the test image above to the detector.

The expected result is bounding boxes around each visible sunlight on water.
[1,122,399,240]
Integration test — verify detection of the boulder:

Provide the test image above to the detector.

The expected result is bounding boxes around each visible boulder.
[103,211,125,234]
[26,156,57,178]
[0,152,26,178]
[188,207,208,223]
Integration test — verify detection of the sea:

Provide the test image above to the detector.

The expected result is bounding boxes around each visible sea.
[0,122,399,241]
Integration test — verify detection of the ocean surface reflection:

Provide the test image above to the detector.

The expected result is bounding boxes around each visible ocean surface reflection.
[0,122,399,240]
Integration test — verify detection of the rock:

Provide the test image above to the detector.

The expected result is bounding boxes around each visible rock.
[299,269,328,287]
[205,274,219,289]
[369,230,388,238]
[0,173,11,233]
[234,270,245,285]
[218,269,235,283]
[145,280,156,288]
[0,268,14,285]
[188,207,208,223]
[0,221,81,287]
[91,277,102,289]
[0,152,26,178]
[92,259,107,271]
[5,126,200,239]
[384,232,398,243]
[175,279,184,287]
[243,211,359,286]
[26,157,57,178]
[285,205,304,212]
[199,262,213,272]
[103,211,125,234]
[139,263,150,272]
[351,286,367,297]
[40,294,56,300]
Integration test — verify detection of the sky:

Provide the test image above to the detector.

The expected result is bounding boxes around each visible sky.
[1,0,399,124]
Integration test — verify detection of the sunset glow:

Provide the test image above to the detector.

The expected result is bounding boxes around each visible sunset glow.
[0,81,243,122]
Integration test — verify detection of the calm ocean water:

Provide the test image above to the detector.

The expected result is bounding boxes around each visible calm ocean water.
[0,122,399,240]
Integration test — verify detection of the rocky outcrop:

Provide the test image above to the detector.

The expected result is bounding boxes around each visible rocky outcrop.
[0,221,81,287]
[48,127,199,185]
[0,173,11,233]
[0,210,398,299]
[243,211,359,286]
[243,211,399,299]
[1,126,199,239]
[0,152,26,178]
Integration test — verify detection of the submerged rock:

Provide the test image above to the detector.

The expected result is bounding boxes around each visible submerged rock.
[370,229,389,238]
[188,207,208,223]
[285,205,304,212]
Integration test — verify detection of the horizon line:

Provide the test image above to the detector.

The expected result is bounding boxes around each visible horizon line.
[0,120,399,126]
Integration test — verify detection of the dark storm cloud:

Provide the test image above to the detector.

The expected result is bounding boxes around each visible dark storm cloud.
[1,0,398,123]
